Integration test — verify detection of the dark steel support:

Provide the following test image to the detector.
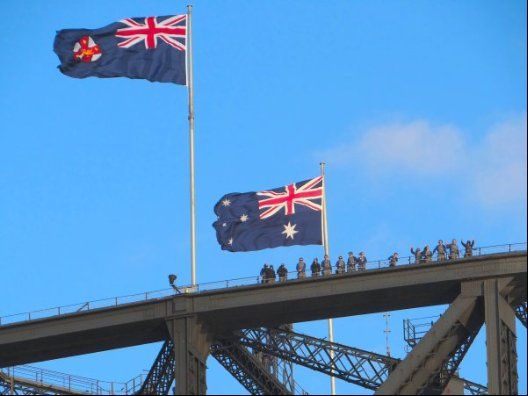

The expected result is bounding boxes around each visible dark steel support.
[138,340,175,395]
[235,327,395,391]
[418,314,482,395]
[166,317,211,395]
[463,378,490,395]
[402,314,485,395]
[376,284,484,395]
[514,301,527,328]
[211,339,292,395]
[235,326,487,395]
[138,327,296,395]
[484,279,518,395]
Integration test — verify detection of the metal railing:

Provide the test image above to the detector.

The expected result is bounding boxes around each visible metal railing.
[0,365,141,395]
[1,242,525,327]
[403,315,441,349]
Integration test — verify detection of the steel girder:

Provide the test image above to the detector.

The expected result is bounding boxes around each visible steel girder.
[499,321,518,395]
[210,339,292,395]
[138,340,175,395]
[514,301,527,328]
[0,372,16,396]
[236,326,487,395]
[376,292,484,395]
[235,327,396,391]
[463,378,490,395]
[138,337,293,395]
[418,318,482,395]
[402,316,484,395]
[239,326,484,394]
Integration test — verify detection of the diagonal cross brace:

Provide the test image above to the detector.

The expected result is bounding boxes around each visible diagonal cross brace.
[375,292,484,395]
[211,339,292,395]
[138,322,487,395]
[137,340,175,395]
[235,327,395,390]
[233,326,487,395]
[514,301,527,328]
[137,337,292,395]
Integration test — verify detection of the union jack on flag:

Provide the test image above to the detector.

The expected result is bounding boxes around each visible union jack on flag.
[54,14,188,84]
[213,176,324,252]
[257,176,323,219]
[116,15,187,50]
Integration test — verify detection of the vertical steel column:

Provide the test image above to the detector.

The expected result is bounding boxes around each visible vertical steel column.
[167,317,211,395]
[484,279,518,395]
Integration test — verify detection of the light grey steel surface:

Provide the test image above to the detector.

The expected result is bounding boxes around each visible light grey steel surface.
[0,253,525,368]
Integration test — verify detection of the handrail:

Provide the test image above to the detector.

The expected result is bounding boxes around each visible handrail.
[1,242,525,327]
[0,365,134,395]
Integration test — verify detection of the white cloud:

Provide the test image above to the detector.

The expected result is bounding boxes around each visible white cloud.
[358,121,465,175]
[470,116,527,206]
[320,115,527,207]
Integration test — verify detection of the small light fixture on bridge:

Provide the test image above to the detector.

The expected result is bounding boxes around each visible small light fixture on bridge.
[168,274,181,293]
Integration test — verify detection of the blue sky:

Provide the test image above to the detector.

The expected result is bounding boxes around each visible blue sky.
[0,0,526,394]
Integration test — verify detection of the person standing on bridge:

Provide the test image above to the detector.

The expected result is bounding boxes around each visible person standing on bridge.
[357,252,367,271]
[260,264,269,283]
[268,265,276,283]
[461,240,475,257]
[311,258,321,277]
[277,264,288,282]
[388,252,398,267]
[336,256,346,274]
[447,239,460,260]
[422,245,433,263]
[347,252,356,272]
[410,246,422,264]
[296,257,306,279]
[433,240,447,262]
[322,254,332,276]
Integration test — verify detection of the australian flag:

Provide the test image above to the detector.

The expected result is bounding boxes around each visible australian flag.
[53,15,187,84]
[213,177,324,252]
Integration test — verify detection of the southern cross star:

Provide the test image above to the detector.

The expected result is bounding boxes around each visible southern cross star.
[240,214,249,222]
[282,222,299,240]
[222,198,231,207]
[228,237,234,245]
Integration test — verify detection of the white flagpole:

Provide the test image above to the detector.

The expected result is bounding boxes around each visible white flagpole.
[320,162,336,395]
[186,5,197,286]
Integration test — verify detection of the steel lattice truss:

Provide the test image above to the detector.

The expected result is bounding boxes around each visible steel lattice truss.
[138,340,175,395]
[1,325,489,395]
[234,327,396,391]
[515,301,527,328]
[211,339,292,395]
[417,321,482,395]
[137,335,294,395]
[463,378,490,395]
[234,326,488,395]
